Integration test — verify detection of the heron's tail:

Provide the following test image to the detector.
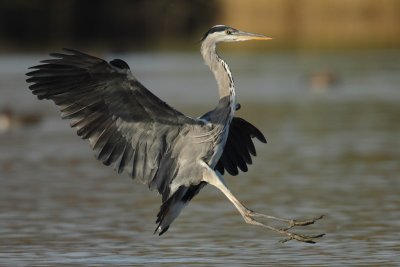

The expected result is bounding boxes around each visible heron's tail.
[155,187,187,235]
[154,182,207,235]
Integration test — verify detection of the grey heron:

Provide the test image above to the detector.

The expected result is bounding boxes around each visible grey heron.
[26,25,324,243]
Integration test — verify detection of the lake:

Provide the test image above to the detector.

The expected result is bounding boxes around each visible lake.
[0,50,399,266]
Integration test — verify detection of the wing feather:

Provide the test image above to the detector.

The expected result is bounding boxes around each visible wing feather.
[216,117,266,176]
[26,49,197,198]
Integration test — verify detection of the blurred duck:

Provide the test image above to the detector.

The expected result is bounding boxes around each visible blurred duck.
[307,70,338,93]
[0,108,41,133]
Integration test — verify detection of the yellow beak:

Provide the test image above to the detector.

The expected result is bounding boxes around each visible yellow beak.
[236,31,272,41]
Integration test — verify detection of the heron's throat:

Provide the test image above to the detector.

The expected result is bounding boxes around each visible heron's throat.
[201,42,235,101]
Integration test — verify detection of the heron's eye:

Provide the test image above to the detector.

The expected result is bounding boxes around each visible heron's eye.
[225,29,232,35]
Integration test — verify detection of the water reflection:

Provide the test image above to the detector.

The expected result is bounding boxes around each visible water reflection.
[0,51,399,266]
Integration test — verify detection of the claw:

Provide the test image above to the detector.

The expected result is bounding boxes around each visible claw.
[280,238,291,244]
[310,233,326,239]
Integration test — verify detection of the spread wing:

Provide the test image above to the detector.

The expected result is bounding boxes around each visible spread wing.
[26,48,197,196]
[215,117,266,176]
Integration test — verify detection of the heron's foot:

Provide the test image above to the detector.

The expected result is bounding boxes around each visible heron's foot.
[243,211,325,244]
[249,211,324,230]
[282,215,325,230]
[280,232,325,244]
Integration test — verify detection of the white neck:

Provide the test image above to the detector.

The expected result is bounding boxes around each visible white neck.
[201,39,236,101]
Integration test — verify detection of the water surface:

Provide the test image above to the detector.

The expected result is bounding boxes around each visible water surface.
[1,51,399,266]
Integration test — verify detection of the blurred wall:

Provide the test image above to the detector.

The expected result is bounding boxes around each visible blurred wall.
[217,0,400,49]
[0,0,399,52]
[0,0,218,52]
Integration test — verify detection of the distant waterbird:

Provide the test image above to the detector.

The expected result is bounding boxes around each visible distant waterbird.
[26,25,324,243]
[0,107,41,133]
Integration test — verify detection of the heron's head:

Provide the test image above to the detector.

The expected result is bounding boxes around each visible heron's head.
[201,25,271,44]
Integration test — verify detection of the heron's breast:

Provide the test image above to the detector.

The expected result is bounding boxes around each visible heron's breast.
[207,121,232,168]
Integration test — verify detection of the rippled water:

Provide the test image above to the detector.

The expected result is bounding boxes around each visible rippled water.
[1,51,400,266]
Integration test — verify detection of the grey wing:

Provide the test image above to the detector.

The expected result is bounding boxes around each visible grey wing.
[215,117,266,176]
[26,48,197,198]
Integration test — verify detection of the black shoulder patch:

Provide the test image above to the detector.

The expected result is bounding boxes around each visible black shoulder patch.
[110,59,130,70]
[235,103,241,111]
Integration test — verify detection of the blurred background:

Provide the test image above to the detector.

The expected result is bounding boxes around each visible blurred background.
[1,0,400,51]
[1,0,399,266]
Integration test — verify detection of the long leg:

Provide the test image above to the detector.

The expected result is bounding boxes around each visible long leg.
[201,166,324,243]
